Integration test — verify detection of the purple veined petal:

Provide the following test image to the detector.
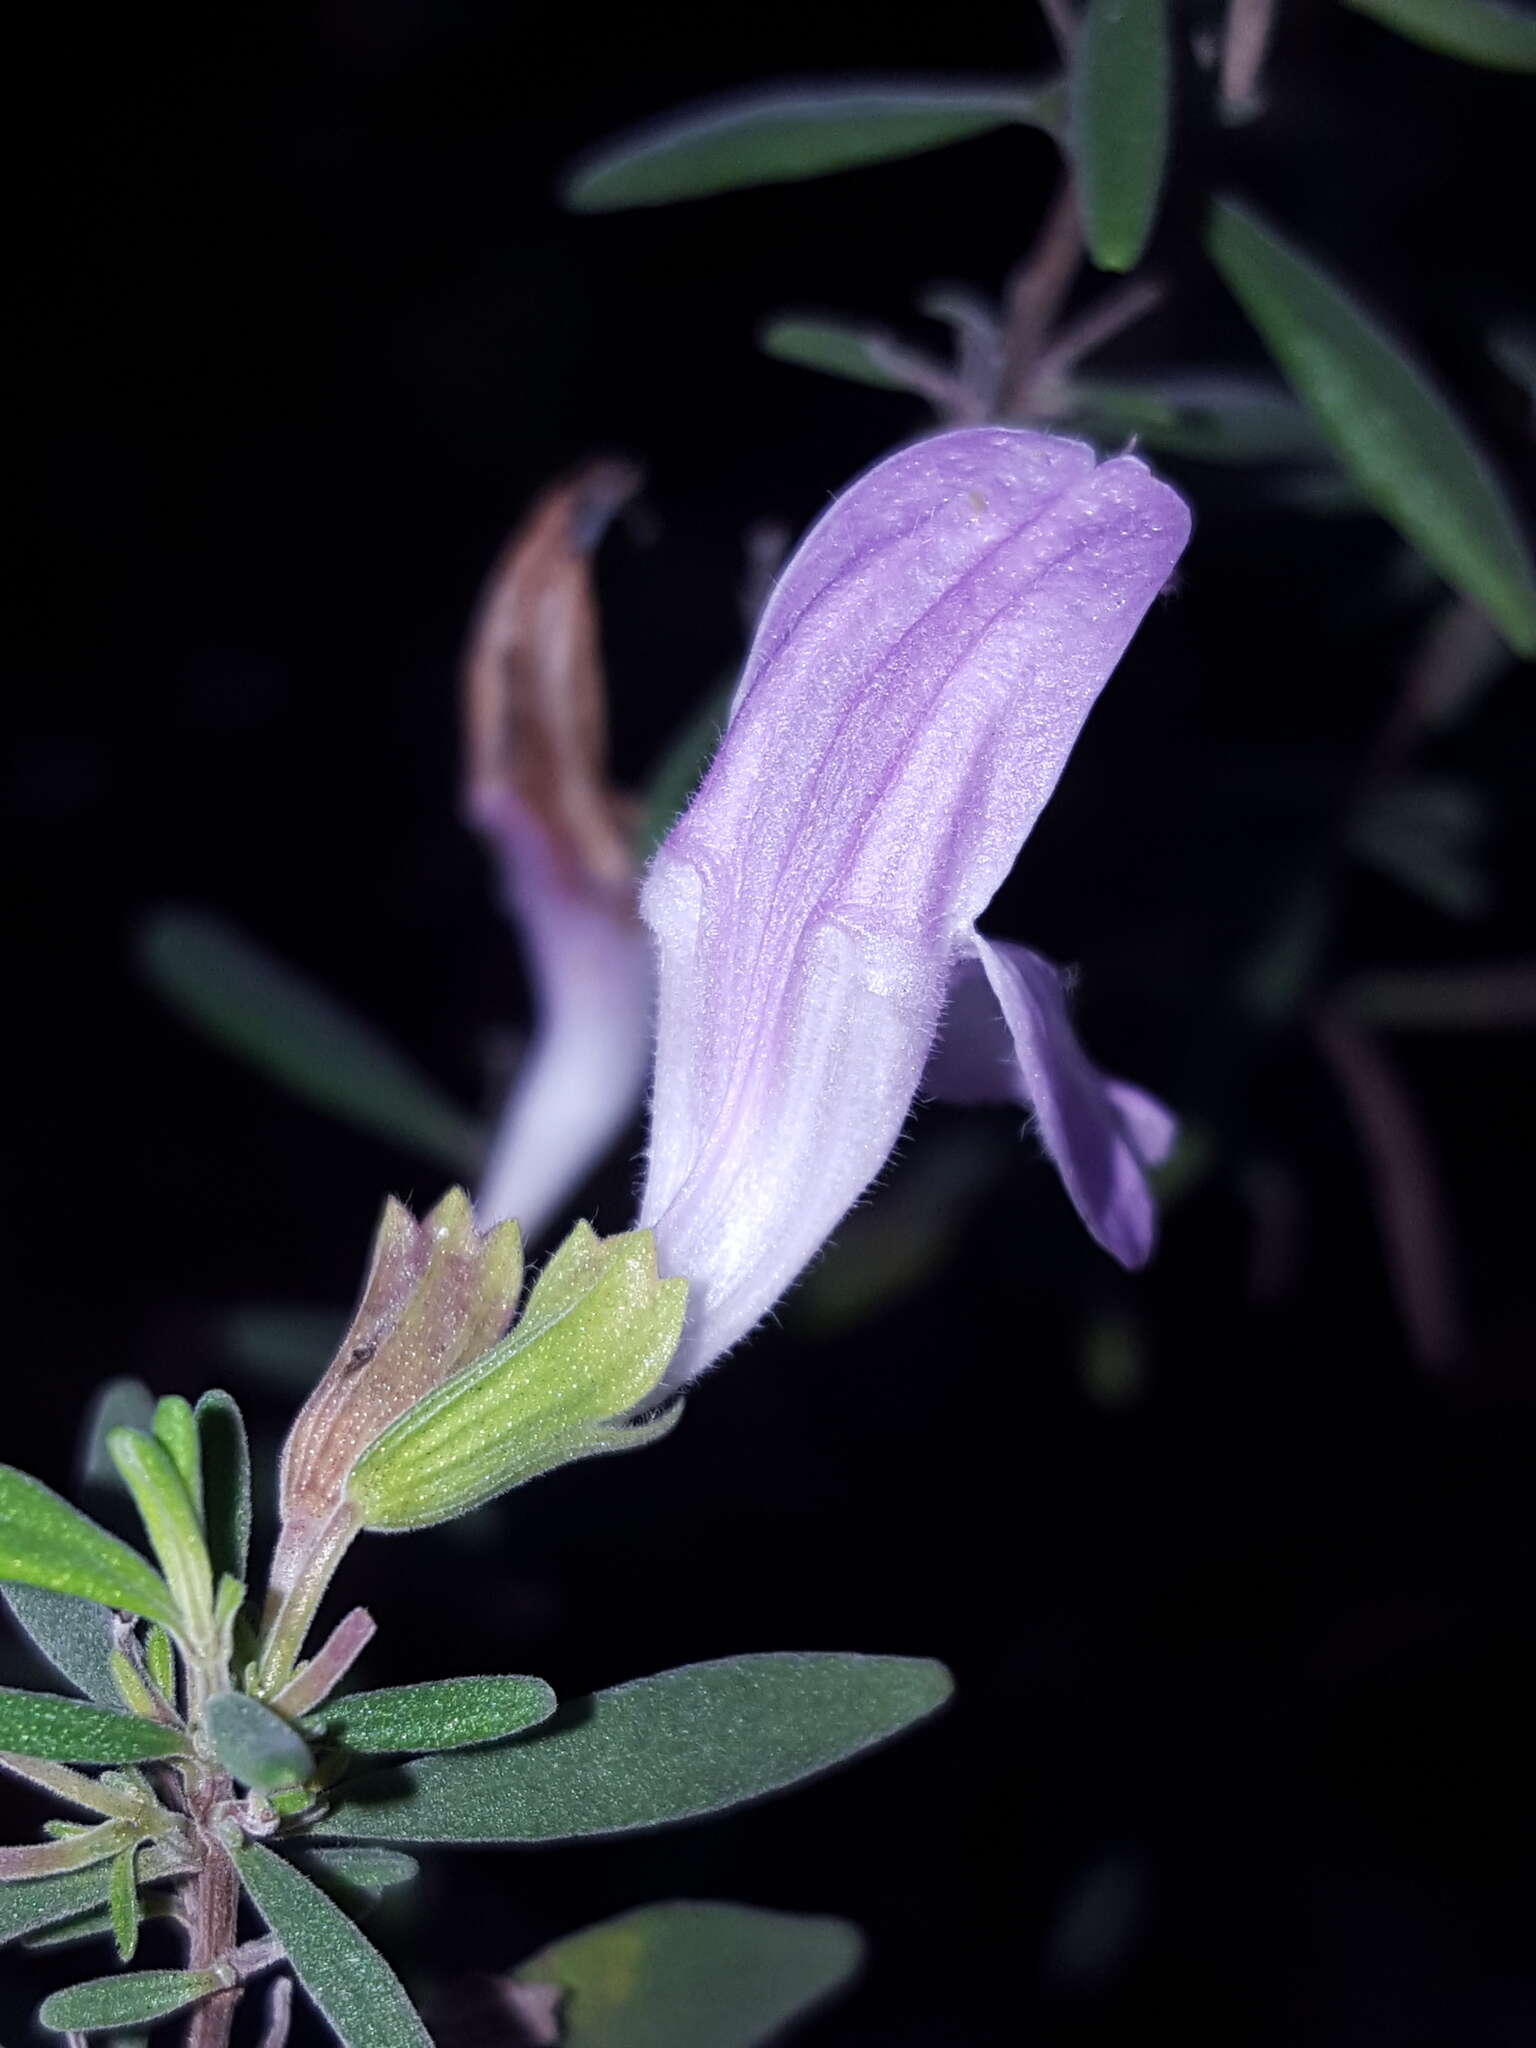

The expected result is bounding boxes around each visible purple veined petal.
[640,426,1191,1378]
[477,813,653,1238]
[928,934,1175,1269]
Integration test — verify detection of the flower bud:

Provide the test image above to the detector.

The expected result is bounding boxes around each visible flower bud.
[278,1189,524,1531]
[346,1224,686,1533]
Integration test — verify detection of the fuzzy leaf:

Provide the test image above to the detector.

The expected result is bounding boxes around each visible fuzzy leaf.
[0,1467,177,1629]
[39,1969,222,2033]
[233,1838,432,2047]
[108,1841,140,1962]
[515,1901,864,2048]
[313,1652,952,1845]
[1343,0,1536,70]
[305,1676,557,1756]
[106,1431,213,1647]
[2,1586,119,1705]
[1,1838,187,1945]
[151,1398,202,1519]
[0,1687,185,1763]
[195,1391,251,1588]
[137,907,484,1173]
[206,1692,314,1792]
[1071,0,1172,271]
[1207,197,1536,654]
[564,79,1059,210]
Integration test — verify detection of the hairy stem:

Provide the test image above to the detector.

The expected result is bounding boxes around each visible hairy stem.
[255,1503,362,1698]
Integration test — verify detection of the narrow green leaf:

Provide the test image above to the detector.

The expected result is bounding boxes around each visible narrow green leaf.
[194,1391,251,1588]
[1207,197,1536,654]
[0,1467,177,1630]
[218,1304,343,1389]
[0,1687,184,1763]
[314,1652,953,1845]
[39,1968,222,2034]
[1071,0,1172,271]
[206,1692,314,1792]
[294,1848,419,1892]
[1343,0,1536,71]
[77,1381,157,1502]
[233,1838,432,2047]
[1,1838,187,1945]
[145,1625,177,1703]
[1,1861,116,1944]
[564,79,1059,210]
[151,1399,202,1520]
[635,685,734,864]
[24,1890,174,1950]
[108,1841,140,1962]
[1058,373,1329,464]
[136,907,484,1173]
[757,315,914,390]
[515,1901,864,2048]
[106,1431,213,1647]
[304,1675,557,1756]
[2,1586,119,1705]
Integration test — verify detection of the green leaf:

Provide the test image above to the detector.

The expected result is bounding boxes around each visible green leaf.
[1070,0,1172,271]
[106,1431,214,1648]
[108,1841,140,1962]
[314,1652,953,1845]
[304,1675,557,1756]
[136,908,484,1173]
[1343,0,1536,71]
[218,1303,343,1389]
[195,1391,251,1588]
[0,1862,116,1945]
[206,1692,314,1792]
[1058,373,1329,464]
[0,1686,185,1763]
[0,1467,178,1630]
[294,1848,419,1892]
[1207,197,1536,654]
[757,315,914,390]
[635,686,734,864]
[39,1969,223,2034]
[515,1901,864,2048]
[563,79,1059,210]
[2,1586,119,1705]
[151,1399,202,1519]
[77,1380,157,1507]
[1,1836,187,1946]
[233,1838,432,2047]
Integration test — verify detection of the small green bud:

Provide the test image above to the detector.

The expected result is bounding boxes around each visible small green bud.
[347,1224,687,1533]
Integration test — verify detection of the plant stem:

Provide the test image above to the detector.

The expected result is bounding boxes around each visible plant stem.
[184,1828,241,2048]
[1219,0,1278,122]
[255,1503,361,1698]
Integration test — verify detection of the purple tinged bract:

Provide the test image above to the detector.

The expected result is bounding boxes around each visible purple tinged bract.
[639,427,1191,1381]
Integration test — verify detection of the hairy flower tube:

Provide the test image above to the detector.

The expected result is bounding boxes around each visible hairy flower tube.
[639,426,1191,1382]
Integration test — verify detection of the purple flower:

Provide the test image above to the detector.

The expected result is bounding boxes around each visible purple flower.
[638,427,1191,1381]
[464,461,654,1242]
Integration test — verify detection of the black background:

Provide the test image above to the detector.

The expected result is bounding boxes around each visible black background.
[6,2,1536,2042]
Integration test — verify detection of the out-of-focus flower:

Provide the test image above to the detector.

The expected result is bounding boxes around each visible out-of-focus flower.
[465,460,652,1239]
[638,426,1191,1381]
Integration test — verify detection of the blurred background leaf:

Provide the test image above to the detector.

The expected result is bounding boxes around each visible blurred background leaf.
[136,909,484,1174]
[1207,198,1536,655]
[563,78,1062,209]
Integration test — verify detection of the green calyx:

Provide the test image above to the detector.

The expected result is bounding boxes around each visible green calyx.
[347,1224,687,1533]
